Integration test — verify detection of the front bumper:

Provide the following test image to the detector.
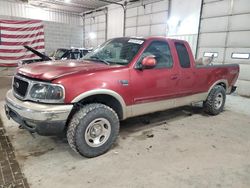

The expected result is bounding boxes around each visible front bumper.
[5,90,73,135]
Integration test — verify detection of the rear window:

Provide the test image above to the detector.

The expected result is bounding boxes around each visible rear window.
[175,42,190,68]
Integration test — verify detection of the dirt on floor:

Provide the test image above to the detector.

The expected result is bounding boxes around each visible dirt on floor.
[0,94,250,188]
[0,76,250,188]
[0,76,12,101]
[0,118,29,188]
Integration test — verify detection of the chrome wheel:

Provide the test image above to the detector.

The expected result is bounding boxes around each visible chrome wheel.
[214,93,223,109]
[85,118,111,147]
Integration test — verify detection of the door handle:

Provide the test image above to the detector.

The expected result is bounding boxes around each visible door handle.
[170,75,179,80]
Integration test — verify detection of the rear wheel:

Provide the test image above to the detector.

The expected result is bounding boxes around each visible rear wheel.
[204,85,226,115]
[67,103,120,158]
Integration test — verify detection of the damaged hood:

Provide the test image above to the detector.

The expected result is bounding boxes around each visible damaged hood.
[17,60,120,81]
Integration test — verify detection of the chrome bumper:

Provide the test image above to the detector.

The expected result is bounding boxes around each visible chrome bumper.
[5,90,73,135]
[6,90,73,121]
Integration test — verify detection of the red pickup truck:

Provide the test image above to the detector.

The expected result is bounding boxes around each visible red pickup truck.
[5,37,239,157]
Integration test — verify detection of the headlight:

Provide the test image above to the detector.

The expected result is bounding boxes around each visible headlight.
[29,83,64,103]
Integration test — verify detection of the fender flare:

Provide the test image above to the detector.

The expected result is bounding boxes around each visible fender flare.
[71,89,128,119]
[208,79,229,94]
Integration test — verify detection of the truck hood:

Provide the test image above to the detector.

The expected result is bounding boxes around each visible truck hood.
[17,60,120,81]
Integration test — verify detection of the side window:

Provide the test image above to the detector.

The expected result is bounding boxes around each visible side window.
[175,42,190,68]
[139,41,173,69]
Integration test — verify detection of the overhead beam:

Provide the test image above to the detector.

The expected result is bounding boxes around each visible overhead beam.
[98,0,125,8]
[28,0,96,12]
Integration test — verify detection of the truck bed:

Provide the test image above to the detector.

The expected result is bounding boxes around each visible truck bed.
[196,63,239,69]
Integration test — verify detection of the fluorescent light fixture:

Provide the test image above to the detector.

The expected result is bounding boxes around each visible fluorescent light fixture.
[65,0,71,3]
[89,32,96,39]
[231,53,250,59]
[204,52,218,58]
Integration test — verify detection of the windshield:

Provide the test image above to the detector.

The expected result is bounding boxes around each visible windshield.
[83,38,144,65]
[54,49,67,60]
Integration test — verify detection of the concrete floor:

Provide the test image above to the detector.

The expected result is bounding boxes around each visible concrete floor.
[0,76,250,188]
[0,76,12,101]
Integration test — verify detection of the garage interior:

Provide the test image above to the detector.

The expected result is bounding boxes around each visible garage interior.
[0,0,250,187]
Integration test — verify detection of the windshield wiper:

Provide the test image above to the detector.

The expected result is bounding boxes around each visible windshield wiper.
[87,56,110,65]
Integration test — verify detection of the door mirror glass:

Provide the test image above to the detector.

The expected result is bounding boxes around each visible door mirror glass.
[141,56,156,69]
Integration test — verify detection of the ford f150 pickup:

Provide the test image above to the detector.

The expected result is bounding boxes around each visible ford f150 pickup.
[5,37,239,158]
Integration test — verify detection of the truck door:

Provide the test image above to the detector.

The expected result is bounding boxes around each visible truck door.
[174,42,197,96]
[131,40,180,106]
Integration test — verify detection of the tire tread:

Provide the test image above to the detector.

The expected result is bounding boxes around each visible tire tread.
[204,85,226,115]
[67,103,119,157]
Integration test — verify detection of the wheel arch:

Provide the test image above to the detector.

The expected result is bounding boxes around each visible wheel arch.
[71,89,127,120]
[208,79,228,94]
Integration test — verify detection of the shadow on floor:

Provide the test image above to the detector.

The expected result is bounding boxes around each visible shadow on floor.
[119,105,207,136]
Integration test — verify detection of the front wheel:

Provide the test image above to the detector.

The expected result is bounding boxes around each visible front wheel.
[204,85,226,115]
[67,103,120,158]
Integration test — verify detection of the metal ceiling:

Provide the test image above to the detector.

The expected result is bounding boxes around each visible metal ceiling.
[17,0,122,13]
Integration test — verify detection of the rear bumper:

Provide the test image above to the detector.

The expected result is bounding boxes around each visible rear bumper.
[5,90,73,135]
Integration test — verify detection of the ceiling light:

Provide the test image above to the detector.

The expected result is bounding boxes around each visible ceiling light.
[64,0,71,3]
[89,32,97,40]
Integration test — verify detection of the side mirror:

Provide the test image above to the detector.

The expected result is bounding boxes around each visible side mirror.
[141,56,156,69]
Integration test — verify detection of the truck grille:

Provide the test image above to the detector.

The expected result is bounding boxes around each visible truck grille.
[13,76,29,98]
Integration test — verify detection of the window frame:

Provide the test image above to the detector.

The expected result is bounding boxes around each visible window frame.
[175,42,191,69]
[135,40,174,70]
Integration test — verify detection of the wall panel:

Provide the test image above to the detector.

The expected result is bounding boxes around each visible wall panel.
[0,15,83,56]
[83,10,107,48]
[0,0,83,56]
[125,0,169,37]
[197,0,250,96]
[0,0,81,24]
[200,17,229,33]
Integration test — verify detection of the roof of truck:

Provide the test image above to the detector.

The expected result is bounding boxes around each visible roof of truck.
[114,36,187,43]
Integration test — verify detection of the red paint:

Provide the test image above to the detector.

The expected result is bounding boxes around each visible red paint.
[0,39,44,46]
[1,32,44,39]
[0,53,38,60]
[0,25,43,31]
[17,37,239,105]
[0,45,44,53]
[0,20,42,24]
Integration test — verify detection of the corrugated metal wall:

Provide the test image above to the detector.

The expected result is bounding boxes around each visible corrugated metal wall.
[83,10,107,48]
[197,0,250,96]
[0,0,83,55]
[107,4,124,39]
[82,0,169,47]
[125,0,169,37]
[81,0,200,55]
[0,0,81,25]
[44,22,84,54]
[167,0,201,57]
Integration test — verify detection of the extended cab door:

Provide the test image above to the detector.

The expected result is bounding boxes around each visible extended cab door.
[174,41,197,96]
[130,40,180,114]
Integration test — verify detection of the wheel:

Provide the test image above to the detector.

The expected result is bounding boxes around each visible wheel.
[67,103,120,158]
[204,85,226,115]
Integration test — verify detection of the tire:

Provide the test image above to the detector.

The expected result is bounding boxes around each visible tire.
[67,103,120,158]
[204,85,226,115]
